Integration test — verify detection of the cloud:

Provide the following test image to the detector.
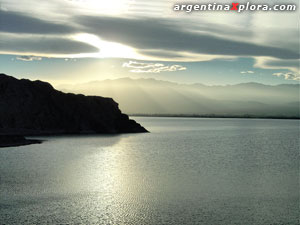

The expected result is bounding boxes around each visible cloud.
[273,72,300,81]
[123,61,186,73]
[138,50,185,59]
[76,16,299,60]
[16,55,42,61]
[241,71,254,74]
[0,10,99,57]
[255,57,299,81]
[0,1,298,68]
[123,61,164,69]
[0,10,75,34]
[254,57,299,73]
[0,33,99,55]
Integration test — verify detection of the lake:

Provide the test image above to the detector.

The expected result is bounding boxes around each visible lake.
[0,117,299,224]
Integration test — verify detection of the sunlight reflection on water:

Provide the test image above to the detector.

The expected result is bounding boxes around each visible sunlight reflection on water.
[0,118,299,224]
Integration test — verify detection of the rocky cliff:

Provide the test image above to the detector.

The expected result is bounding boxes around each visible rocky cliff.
[0,74,148,135]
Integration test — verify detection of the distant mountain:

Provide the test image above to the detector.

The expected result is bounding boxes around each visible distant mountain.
[0,74,147,135]
[58,78,300,118]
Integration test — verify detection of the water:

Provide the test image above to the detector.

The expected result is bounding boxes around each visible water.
[0,117,299,224]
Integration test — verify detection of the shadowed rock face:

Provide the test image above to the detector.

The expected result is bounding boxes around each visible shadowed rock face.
[0,135,42,147]
[0,74,148,135]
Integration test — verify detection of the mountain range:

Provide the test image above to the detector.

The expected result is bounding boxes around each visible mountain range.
[58,78,299,118]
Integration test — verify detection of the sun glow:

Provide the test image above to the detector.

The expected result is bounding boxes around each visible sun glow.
[73,33,140,59]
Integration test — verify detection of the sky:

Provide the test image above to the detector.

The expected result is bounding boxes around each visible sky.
[0,0,299,85]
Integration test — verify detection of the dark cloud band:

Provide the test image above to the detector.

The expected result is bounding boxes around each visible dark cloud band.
[0,10,75,34]
[0,9,299,60]
[0,34,99,54]
[76,16,299,60]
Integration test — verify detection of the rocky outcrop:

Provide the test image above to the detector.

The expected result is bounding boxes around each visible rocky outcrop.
[0,73,148,135]
[0,135,42,147]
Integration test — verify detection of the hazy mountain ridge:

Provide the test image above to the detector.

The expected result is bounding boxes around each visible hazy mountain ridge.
[58,78,299,116]
[57,78,299,118]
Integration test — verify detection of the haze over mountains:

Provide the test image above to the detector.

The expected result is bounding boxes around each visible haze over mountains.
[58,78,300,118]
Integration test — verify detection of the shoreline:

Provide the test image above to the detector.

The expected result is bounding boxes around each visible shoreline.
[130,114,300,120]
